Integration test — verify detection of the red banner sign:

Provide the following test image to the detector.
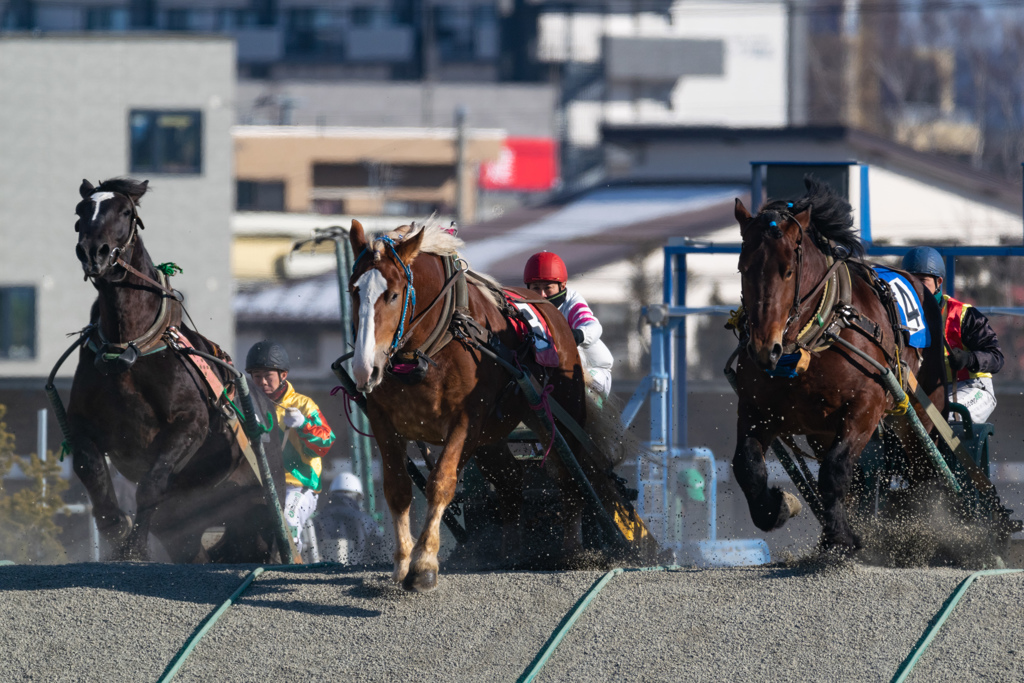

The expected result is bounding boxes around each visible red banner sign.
[479,138,558,192]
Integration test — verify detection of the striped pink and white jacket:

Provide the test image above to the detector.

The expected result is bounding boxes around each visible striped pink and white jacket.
[557,288,614,376]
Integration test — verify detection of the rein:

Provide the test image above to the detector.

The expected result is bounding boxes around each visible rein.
[392,258,467,351]
[757,212,841,348]
[355,236,417,355]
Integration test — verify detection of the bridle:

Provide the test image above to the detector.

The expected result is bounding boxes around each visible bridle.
[746,208,842,346]
[353,235,417,357]
[87,191,180,300]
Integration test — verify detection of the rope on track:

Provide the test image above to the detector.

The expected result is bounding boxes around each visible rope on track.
[157,562,342,683]
[890,568,1024,683]
[517,565,681,683]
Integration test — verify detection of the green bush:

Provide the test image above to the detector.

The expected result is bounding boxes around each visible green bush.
[0,404,69,563]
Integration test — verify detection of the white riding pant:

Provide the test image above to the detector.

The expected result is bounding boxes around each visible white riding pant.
[284,486,319,555]
[588,367,612,400]
[948,376,997,425]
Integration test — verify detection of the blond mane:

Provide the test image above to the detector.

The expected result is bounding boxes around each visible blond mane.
[368,221,462,258]
[367,222,503,307]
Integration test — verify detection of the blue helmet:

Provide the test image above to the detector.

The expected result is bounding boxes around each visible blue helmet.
[901,247,945,279]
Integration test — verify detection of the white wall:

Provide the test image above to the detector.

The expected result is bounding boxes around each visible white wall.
[540,0,789,145]
[0,36,236,378]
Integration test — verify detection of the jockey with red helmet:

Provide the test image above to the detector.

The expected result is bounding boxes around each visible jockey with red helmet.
[524,252,614,398]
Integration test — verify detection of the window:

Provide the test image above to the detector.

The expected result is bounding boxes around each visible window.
[0,287,36,360]
[434,6,474,62]
[285,8,344,58]
[237,181,286,212]
[165,9,191,30]
[129,110,202,175]
[85,7,129,30]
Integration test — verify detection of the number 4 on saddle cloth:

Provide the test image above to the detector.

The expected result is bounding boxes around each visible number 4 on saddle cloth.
[503,290,560,367]
[873,266,931,348]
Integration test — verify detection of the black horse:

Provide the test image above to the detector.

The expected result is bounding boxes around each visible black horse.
[68,177,287,563]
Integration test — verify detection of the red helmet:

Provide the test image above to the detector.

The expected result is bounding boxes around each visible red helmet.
[524,252,568,284]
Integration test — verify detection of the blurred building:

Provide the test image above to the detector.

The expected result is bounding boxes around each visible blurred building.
[537,1,789,189]
[235,123,504,218]
[0,35,234,390]
[2,0,794,192]
[795,0,982,161]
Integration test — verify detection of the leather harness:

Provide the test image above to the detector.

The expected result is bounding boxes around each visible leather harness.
[728,225,911,398]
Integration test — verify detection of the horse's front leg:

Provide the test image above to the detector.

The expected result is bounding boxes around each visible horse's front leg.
[71,437,132,556]
[373,424,413,583]
[818,421,873,553]
[732,405,802,532]
[405,414,471,593]
[127,419,203,561]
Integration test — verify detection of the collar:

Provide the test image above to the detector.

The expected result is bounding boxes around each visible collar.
[546,288,568,307]
[269,380,293,403]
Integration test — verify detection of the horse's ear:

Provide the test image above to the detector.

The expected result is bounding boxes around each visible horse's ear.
[734,198,752,227]
[79,179,94,199]
[131,180,149,204]
[395,228,425,266]
[792,207,811,230]
[350,219,368,254]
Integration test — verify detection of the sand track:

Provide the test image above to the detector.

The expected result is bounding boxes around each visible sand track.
[2,562,1022,682]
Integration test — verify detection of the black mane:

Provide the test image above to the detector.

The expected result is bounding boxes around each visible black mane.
[94,177,150,204]
[759,176,863,258]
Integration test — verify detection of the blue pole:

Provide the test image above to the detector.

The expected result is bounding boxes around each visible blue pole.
[860,164,872,244]
[676,253,688,448]
[945,254,956,299]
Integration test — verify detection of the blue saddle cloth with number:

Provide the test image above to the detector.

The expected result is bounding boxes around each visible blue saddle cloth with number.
[872,266,930,348]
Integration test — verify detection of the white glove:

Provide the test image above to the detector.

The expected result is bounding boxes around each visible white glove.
[283,407,306,429]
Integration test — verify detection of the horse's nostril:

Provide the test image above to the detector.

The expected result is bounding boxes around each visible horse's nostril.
[75,244,87,263]
[771,344,783,361]
[97,244,110,259]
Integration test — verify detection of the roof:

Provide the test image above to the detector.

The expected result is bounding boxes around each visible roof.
[602,124,1022,214]
[235,183,746,321]
[236,274,341,324]
[459,184,744,282]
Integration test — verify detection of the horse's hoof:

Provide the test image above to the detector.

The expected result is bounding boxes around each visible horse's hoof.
[391,559,410,583]
[782,492,802,519]
[402,569,438,593]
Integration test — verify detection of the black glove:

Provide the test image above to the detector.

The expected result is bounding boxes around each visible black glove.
[572,328,585,345]
[948,347,973,371]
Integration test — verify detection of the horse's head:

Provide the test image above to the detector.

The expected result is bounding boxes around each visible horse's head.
[735,198,811,371]
[348,219,424,393]
[74,178,149,281]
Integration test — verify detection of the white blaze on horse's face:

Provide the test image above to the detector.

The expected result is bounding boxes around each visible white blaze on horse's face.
[90,192,116,222]
[353,268,389,393]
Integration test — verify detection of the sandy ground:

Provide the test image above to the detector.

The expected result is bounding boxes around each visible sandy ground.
[1,562,1022,682]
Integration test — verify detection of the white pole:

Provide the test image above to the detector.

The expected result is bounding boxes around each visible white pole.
[37,409,47,499]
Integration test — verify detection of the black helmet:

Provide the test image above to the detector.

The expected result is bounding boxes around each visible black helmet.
[901,247,945,279]
[245,340,290,372]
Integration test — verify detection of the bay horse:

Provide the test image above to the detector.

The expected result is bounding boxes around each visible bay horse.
[68,178,287,563]
[347,221,624,592]
[732,178,947,554]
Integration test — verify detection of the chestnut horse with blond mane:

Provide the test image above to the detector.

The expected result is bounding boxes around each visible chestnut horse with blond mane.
[348,220,623,592]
